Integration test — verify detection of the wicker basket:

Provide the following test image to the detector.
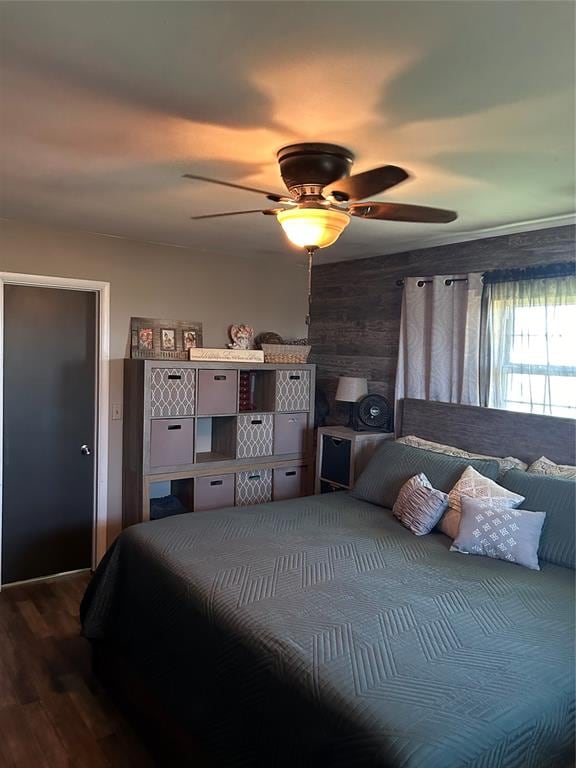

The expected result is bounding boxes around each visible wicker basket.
[261,344,311,364]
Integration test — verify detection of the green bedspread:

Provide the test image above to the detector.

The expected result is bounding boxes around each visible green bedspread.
[82,492,575,767]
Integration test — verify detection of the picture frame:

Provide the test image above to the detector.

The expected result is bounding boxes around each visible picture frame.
[182,329,198,350]
[130,318,203,360]
[138,327,154,351]
[160,328,176,351]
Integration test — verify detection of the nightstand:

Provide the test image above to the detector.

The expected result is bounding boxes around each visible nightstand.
[315,426,394,493]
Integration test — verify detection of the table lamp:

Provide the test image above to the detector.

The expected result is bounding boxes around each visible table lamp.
[335,376,368,428]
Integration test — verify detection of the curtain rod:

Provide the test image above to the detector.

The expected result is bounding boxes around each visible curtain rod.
[395,278,468,287]
[396,261,574,287]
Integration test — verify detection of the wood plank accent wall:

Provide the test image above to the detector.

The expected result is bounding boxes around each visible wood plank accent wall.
[310,225,575,423]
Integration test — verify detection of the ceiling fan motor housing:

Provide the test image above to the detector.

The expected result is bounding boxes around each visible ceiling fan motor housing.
[277,143,354,195]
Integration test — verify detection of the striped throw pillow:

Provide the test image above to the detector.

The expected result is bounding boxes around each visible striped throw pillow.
[393,473,449,536]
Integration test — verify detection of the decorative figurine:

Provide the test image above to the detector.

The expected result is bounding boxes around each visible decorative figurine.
[228,324,254,350]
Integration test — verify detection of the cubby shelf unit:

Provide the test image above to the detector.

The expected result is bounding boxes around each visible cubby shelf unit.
[122,360,316,526]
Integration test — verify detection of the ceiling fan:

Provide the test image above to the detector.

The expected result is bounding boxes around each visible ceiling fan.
[183,142,457,256]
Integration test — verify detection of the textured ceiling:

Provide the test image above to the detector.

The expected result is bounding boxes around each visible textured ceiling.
[1,1,574,265]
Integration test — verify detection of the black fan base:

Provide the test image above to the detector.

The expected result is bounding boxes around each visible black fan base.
[351,394,393,432]
[277,143,354,192]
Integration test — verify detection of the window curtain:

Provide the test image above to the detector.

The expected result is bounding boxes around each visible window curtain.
[481,274,576,417]
[395,273,483,409]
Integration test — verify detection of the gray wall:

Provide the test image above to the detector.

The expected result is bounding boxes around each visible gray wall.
[0,220,308,543]
[310,225,575,423]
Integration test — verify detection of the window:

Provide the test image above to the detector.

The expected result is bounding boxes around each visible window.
[484,274,576,418]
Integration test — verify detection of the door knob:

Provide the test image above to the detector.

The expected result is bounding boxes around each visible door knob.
[80,444,91,456]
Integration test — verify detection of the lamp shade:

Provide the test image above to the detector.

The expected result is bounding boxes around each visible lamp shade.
[277,207,350,249]
[335,376,368,403]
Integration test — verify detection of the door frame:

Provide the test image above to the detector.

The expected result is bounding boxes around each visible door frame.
[0,272,110,586]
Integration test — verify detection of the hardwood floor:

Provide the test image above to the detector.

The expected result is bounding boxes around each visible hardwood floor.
[0,572,155,767]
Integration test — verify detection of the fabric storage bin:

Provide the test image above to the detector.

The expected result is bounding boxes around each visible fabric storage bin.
[197,370,238,415]
[194,474,235,512]
[149,418,194,469]
[320,434,351,486]
[149,367,196,418]
[275,370,311,412]
[274,412,308,455]
[237,413,274,459]
[235,469,272,506]
[273,467,305,500]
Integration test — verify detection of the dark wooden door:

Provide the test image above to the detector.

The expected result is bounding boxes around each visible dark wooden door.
[2,284,96,584]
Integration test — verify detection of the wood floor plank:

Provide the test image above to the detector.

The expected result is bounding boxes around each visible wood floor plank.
[0,573,155,768]
[0,701,70,768]
[30,582,61,614]
[17,599,53,638]
[0,649,24,709]
[61,672,116,740]
[0,615,39,706]
[42,688,113,768]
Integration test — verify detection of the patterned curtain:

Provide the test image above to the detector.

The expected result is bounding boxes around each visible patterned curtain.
[481,274,576,417]
[395,273,483,409]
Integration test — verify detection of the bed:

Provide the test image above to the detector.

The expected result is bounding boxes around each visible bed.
[81,400,576,767]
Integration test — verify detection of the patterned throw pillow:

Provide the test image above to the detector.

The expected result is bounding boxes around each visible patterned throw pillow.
[397,435,527,479]
[440,465,525,539]
[527,456,576,480]
[393,473,449,536]
[451,496,546,570]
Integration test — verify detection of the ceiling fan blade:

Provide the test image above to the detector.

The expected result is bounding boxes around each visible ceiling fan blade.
[325,165,409,202]
[190,209,279,220]
[183,174,290,203]
[349,201,457,223]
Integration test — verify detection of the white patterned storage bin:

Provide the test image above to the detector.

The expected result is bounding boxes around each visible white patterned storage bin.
[235,469,272,506]
[236,414,274,459]
[150,367,196,418]
[275,370,311,412]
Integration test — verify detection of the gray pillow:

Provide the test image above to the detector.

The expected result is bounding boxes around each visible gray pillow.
[392,473,448,535]
[500,469,575,569]
[451,496,546,571]
[351,441,500,510]
[396,435,527,479]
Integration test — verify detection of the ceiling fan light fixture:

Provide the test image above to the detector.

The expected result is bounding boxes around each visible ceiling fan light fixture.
[277,207,350,250]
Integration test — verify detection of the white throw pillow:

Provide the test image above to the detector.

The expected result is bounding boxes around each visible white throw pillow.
[439,465,525,539]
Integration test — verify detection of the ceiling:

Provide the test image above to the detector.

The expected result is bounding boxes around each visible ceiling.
[1,1,574,265]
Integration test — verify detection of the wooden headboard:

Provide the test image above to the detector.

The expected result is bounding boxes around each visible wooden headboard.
[397,399,576,466]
